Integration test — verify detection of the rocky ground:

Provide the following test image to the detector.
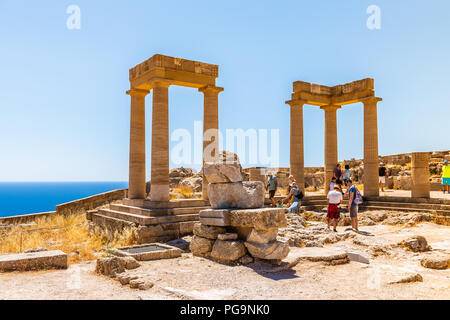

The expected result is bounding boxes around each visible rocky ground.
[1,210,449,300]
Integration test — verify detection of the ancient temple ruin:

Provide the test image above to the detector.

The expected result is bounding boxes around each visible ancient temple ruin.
[286,78,382,195]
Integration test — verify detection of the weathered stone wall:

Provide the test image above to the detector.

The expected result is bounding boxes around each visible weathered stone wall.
[55,189,128,215]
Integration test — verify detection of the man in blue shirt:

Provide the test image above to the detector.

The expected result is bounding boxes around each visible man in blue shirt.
[346,179,359,232]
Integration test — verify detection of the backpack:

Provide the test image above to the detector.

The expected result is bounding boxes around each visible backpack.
[294,188,304,200]
[354,187,363,205]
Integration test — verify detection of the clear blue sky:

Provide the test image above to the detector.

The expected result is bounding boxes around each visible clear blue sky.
[1,0,449,181]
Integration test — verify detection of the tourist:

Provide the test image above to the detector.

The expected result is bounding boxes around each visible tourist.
[329,176,337,192]
[334,164,343,187]
[346,179,359,232]
[266,173,278,207]
[379,162,387,192]
[282,182,303,214]
[442,160,450,194]
[343,164,351,184]
[327,185,343,232]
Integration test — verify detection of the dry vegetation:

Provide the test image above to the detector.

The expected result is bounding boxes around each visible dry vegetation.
[170,185,197,200]
[0,210,137,265]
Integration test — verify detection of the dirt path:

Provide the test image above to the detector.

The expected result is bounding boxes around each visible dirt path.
[1,222,449,300]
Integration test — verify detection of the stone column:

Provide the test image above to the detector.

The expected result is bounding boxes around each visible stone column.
[411,152,430,198]
[321,105,341,194]
[126,88,150,199]
[362,97,382,197]
[150,81,171,202]
[287,101,305,191]
[199,86,223,199]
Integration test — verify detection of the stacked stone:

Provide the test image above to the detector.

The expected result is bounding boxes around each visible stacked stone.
[189,151,290,264]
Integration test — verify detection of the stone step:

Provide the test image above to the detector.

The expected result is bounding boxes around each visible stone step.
[363,201,450,211]
[97,208,200,225]
[123,198,208,209]
[358,205,450,216]
[302,200,328,205]
[91,213,136,229]
[109,203,209,217]
[90,213,196,243]
[301,203,450,217]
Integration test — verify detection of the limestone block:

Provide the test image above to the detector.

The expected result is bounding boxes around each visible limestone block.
[246,228,278,244]
[207,181,264,209]
[189,235,215,256]
[244,240,290,260]
[230,208,287,230]
[96,256,140,277]
[204,162,242,183]
[199,209,231,226]
[210,240,247,262]
[400,235,431,252]
[193,223,226,240]
[199,217,230,227]
[0,250,68,272]
[217,233,238,240]
[420,254,450,269]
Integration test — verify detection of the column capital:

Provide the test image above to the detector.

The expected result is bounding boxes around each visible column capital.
[286,99,307,107]
[126,88,150,96]
[320,104,341,111]
[198,85,224,94]
[360,97,382,104]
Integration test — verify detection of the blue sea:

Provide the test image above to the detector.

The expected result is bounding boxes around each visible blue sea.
[0,182,128,217]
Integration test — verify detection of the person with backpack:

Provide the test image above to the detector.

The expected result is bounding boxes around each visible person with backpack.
[282,181,303,213]
[346,179,362,232]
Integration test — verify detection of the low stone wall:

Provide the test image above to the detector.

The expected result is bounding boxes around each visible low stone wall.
[0,189,128,225]
[55,189,128,215]
[0,211,57,224]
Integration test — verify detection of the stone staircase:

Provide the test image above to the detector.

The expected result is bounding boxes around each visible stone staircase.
[87,199,210,243]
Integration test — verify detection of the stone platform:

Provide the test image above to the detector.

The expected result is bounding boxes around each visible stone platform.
[88,199,210,243]
[191,207,290,263]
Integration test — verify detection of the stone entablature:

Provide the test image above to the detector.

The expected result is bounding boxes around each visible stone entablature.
[129,54,219,89]
[290,78,375,106]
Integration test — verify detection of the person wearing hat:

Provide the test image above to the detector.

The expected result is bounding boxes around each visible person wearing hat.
[442,160,450,194]
[327,185,343,232]
[266,172,278,207]
[282,181,303,213]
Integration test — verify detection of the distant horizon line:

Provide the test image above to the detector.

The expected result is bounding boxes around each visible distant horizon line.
[0,181,129,183]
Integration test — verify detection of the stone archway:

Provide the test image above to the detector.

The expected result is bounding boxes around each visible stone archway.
[126,54,223,202]
[286,78,382,195]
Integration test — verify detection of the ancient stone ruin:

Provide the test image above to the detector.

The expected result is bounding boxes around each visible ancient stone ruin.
[190,151,290,264]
